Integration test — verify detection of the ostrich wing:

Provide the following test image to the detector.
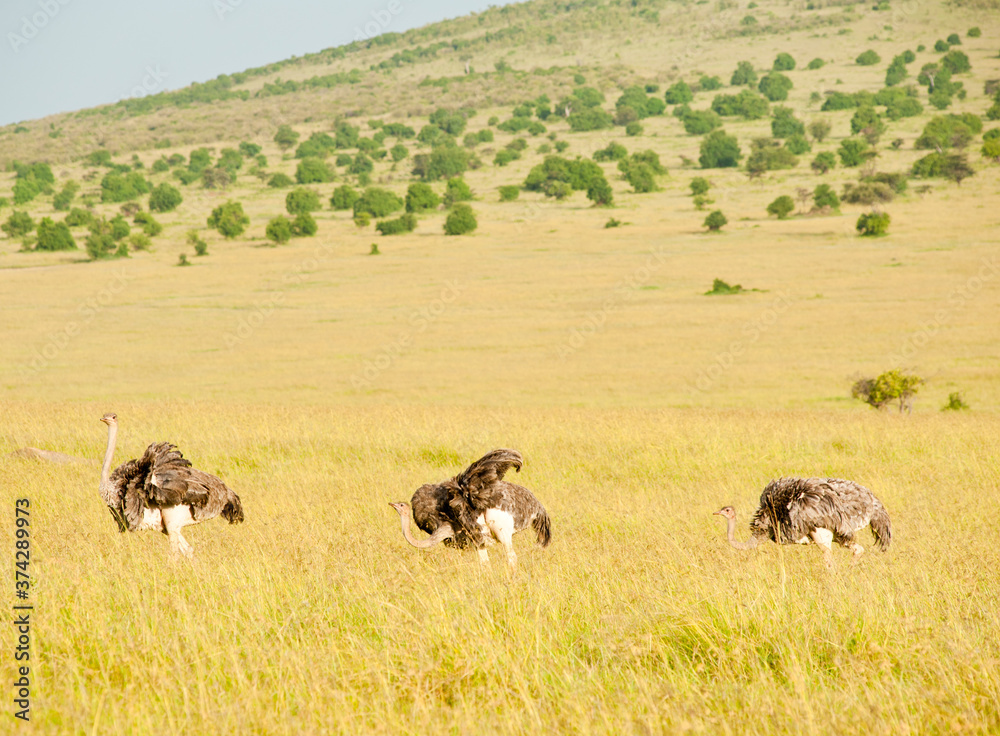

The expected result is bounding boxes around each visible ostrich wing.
[137,443,243,523]
[455,449,523,507]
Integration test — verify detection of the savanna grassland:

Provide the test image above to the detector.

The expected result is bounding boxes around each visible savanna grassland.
[2,0,1000,732]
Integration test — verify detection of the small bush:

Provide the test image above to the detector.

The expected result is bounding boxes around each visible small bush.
[689,177,710,196]
[268,173,294,188]
[731,61,758,86]
[147,183,182,212]
[851,370,922,412]
[856,210,891,236]
[625,121,643,136]
[838,138,871,167]
[376,213,417,235]
[35,217,77,251]
[946,33,961,45]
[330,185,359,211]
[806,58,825,70]
[681,109,721,135]
[498,185,520,202]
[188,230,208,256]
[967,27,981,38]
[444,203,477,235]
[705,278,744,295]
[134,211,163,236]
[856,50,881,66]
[274,125,300,150]
[704,210,728,231]
[766,195,795,219]
[406,183,440,212]
[286,188,321,215]
[758,73,793,102]
[265,216,293,244]
[586,176,614,206]
[207,201,249,239]
[353,188,404,218]
[3,211,35,238]
[773,53,796,71]
[64,208,93,227]
[699,130,742,168]
[291,213,318,237]
[296,158,334,184]
[813,184,840,210]
[942,392,969,410]
[354,212,371,228]
[443,178,473,206]
[699,75,723,91]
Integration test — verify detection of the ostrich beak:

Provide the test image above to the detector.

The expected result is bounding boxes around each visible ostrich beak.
[712,509,723,516]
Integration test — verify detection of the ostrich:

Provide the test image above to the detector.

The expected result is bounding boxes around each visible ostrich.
[714,477,891,566]
[98,412,244,558]
[389,448,551,566]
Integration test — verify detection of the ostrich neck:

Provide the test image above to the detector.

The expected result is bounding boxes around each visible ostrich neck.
[398,514,451,549]
[726,515,759,550]
[99,423,118,507]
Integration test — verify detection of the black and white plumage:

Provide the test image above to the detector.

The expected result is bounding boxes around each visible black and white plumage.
[389,449,552,566]
[714,477,891,566]
[98,413,244,558]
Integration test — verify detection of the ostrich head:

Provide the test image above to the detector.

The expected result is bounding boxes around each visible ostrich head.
[388,501,409,516]
[100,412,118,426]
[713,506,736,520]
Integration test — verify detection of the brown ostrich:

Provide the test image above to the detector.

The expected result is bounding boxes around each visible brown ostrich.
[98,413,244,558]
[715,477,891,566]
[389,449,551,567]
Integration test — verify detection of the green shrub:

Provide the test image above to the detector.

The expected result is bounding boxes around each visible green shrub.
[851,369,921,411]
[967,27,981,38]
[265,216,293,244]
[443,178,473,205]
[690,177,711,196]
[746,138,798,172]
[838,138,871,167]
[624,121,642,136]
[698,75,723,91]
[568,108,614,132]
[946,33,961,45]
[101,171,150,203]
[821,91,859,111]
[498,185,520,202]
[699,130,742,168]
[731,61,757,86]
[84,218,119,260]
[148,182,182,212]
[296,157,334,184]
[291,212,318,236]
[109,215,130,241]
[286,188,321,215]
[268,173,294,188]
[353,212,371,228]
[771,107,805,138]
[664,81,694,105]
[856,50,881,66]
[411,145,472,181]
[758,73,793,102]
[682,109,721,135]
[813,183,840,209]
[704,210,728,231]
[842,182,894,205]
[444,203,477,235]
[705,278,745,295]
[134,211,163,236]
[128,233,152,251]
[915,114,980,150]
[934,39,950,52]
[353,187,404,218]
[766,195,795,219]
[594,142,628,162]
[942,392,969,410]
[406,183,440,212]
[712,90,770,119]
[35,217,76,251]
[856,210,891,236]
[375,213,417,235]
[586,176,614,206]
[390,144,408,162]
[188,230,208,256]
[64,208,93,227]
[86,150,113,167]
[52,182,79,211]
[773,53,795,71]
[525,156,605,192]
[207,201,249,239]
[200,167,231,190]
[784,134,812,155]
[851,106,886,138]
[274,125,300,150]
[330,185,359,210]
[806,58,825,70]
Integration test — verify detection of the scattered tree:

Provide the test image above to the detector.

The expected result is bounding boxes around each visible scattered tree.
[207,201,249,239]
[444,203,477,235]
[286,188,321,215]
[766,195,795,219]
[851,370,922,412]
[704,210,728,231]
[856,210,891,236]
[35,217,76,251]
[699,130,742,168]
[265,215,293,244]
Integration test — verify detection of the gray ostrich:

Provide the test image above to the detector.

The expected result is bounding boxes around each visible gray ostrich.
[714,477,891,566]
[98,413,244,558]
[389,449,551,566]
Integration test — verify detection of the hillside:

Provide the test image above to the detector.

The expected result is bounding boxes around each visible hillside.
[1,0,998,410]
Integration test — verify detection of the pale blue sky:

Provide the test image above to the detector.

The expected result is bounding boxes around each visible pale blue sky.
[1,0,515,126]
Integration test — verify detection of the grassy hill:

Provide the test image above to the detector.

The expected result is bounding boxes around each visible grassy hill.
[2,1,1000,733]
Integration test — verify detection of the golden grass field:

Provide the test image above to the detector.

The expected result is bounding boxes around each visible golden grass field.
[2,0,1000,732]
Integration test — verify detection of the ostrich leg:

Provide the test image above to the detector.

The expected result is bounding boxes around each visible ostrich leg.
[810,528,835,568]
[485,510,517,568]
